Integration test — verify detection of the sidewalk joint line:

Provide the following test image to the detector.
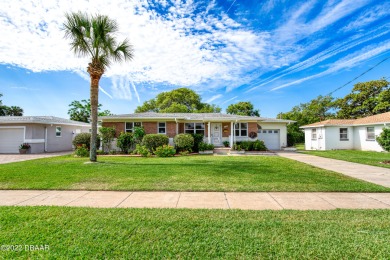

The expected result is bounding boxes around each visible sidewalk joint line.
[64,191,92,206]
[314,193,337,208]
[224,192,231,209]
[14,190,50,206]
[360,193,390,207]
[115,192,133,208]
[267,192,284,209]
[175,192,181,208]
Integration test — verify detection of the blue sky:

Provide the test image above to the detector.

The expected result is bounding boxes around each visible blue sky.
[0,0,389,118]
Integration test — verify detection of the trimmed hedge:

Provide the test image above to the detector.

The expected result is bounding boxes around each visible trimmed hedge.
[72,133,100,150]
[142,134,169,152]
[235,140,267,151]
[198,142,214,151]
[174,134,194,152]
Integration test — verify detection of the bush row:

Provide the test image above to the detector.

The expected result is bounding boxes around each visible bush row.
[234,140,267,151]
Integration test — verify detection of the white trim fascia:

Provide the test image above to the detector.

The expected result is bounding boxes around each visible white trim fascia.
[25,139,45,143]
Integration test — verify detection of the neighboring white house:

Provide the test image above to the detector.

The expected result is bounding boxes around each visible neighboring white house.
[0,116,91,154]
[300,112,390,152]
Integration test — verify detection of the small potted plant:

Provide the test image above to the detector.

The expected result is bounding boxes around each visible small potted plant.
[222,141,229,147]
[198,142,214,154]
[19,143,31,154]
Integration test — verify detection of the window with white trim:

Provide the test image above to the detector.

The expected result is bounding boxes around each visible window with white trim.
[366,127,375,140]
[56,126,62,137]
[184,123,205,135]
[339,128,348,141]
[125,122,142,133]
[311,129,317,140]
[234,123,248,137]
[158,122,166,134]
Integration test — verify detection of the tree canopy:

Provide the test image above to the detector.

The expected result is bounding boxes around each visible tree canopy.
[68,99,112,123]
[334,78,389,118]
[226,101,260,117]
[0,93,24,116]
[135,88,221,113]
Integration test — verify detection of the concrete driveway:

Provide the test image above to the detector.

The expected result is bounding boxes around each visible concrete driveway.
[0,152,72,164]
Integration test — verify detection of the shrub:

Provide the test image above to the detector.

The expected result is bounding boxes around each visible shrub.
[179,150,190,156]
[377,127,390,152]
[99,127,116,153]
[232,144,242,151]
[154,145,176,157]
[142,134,169,152]
[72,133,100,150]
[252,140,267,151]
[191,133,204,152]
[133,126,146,144]
[198,142,215,151]
[223,141,229,147]
[116,132,134,154]
[74,144,89,157]
[135,144,151,157]
[174,134,194,152]
[239,141,253,151]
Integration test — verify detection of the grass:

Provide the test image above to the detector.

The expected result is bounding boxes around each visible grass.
[0,207,389,259]
[294,143,305,150]
[0,155,389,192]
[301,150,390,169]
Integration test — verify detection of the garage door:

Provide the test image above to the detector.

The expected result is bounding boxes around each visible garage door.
[0,128,24,153]
[258,129,280,150]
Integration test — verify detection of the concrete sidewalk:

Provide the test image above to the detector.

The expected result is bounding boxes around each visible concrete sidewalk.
[1,190,389,210]
[277,152,390,188]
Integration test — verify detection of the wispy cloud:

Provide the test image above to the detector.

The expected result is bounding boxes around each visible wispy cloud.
[221,96,238,105]
[205,94,223,103]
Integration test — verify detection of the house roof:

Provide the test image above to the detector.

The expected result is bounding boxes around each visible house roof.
[99,112,294,123]
[0,116,91,126]
[300,112,390,128]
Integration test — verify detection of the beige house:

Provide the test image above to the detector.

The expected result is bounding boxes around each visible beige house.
[0,116,90,153]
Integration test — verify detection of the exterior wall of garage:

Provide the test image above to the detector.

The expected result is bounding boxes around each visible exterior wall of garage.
[0,123,90,154]
[257,122,288,149]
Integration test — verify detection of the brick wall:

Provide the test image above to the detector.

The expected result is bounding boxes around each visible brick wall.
[166,121,176,138]
[248,122,258,139]
[142,122,157,134]
[102,122,124,137]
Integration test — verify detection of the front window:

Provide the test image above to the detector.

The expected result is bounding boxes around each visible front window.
[185,123,205,135]
[158,122,166,134]
[56,126,62,137]
[367,127,375,140]
[125,122,142,133]
[234,123,248,137]
[340,128,348,141]
[311,129,317,139]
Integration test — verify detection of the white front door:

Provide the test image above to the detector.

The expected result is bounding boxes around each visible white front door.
[210,123,222,146]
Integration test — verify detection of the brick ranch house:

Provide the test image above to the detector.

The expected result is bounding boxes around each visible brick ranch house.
[99,112,294,150]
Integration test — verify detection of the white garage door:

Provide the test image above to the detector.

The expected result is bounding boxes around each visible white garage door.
[258,129,280,150]
[0,128,25,153]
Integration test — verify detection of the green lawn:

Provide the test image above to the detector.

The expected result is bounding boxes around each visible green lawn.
[0,155,389,192]
[0,207,389,259]
[301,150,390,169]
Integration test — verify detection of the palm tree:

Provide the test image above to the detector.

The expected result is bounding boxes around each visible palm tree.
[63,12,133,162]
[6,106,24,116]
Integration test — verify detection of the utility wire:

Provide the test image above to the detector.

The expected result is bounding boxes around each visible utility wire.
[327,56,390,96]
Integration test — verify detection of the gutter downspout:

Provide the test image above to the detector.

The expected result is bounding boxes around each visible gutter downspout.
[44,126,48,152]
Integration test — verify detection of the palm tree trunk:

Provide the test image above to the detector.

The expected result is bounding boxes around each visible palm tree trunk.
[88,65,103,162]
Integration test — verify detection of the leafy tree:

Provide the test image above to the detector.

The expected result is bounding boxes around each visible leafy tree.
[278,95,335,145]
[226,101,260,117]
[98,127,116,153]
[135,88,221,113]
[334,78,389,119]
[376,127,390,152]
[0,93,24,116]
[64,12,133,162]
[68,99,112,123]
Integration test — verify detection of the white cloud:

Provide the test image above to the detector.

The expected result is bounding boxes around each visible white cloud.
[270,41,390,91]
[205,94,223,103]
